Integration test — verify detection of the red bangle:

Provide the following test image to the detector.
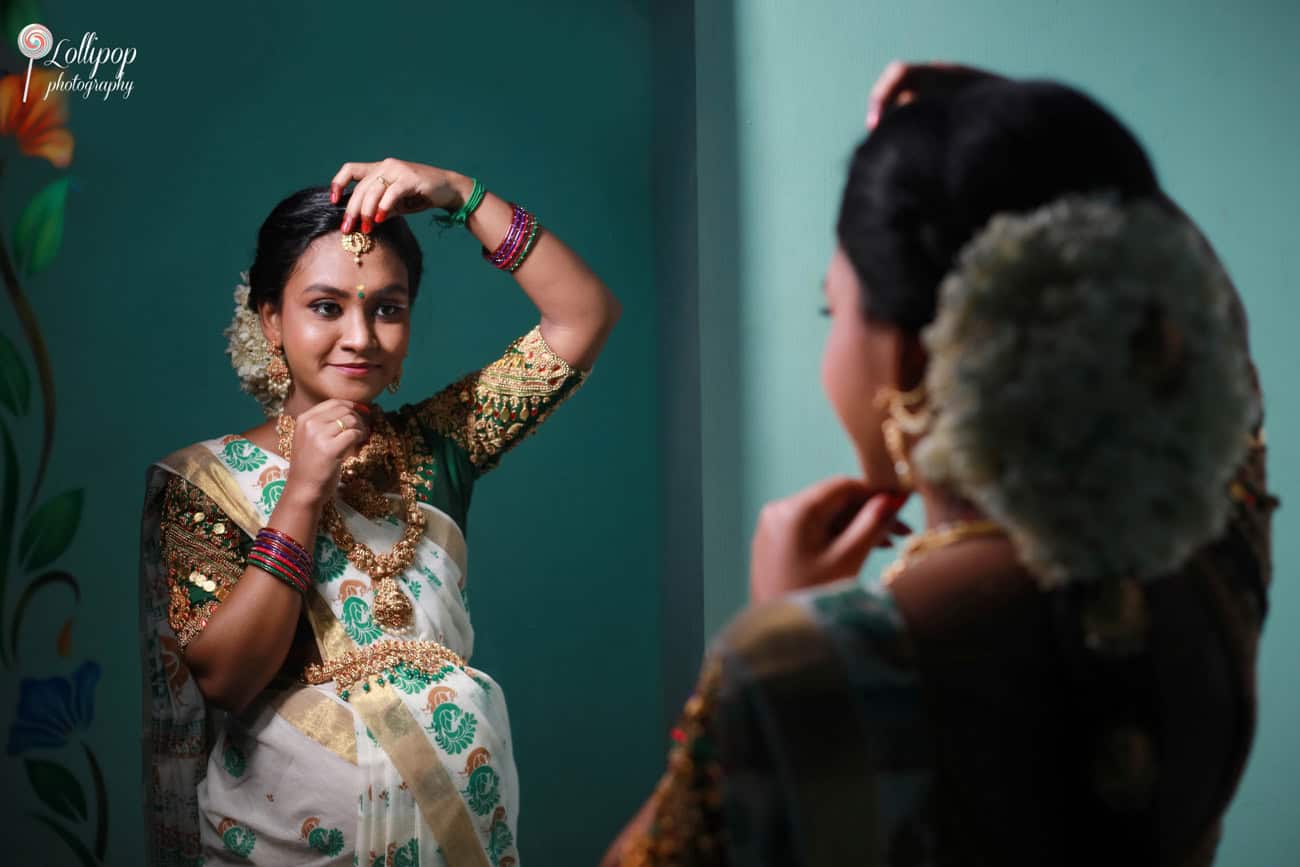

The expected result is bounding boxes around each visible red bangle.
[248,551,310,595]
[257,538,312,575]
[253,545,310,584]
[256,528,313,571]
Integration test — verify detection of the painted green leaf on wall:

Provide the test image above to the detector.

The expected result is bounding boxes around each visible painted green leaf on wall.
[1,0,43,47]
[25,758,87,821]
[13,176,71,278]
[0,333,32,416]
[18,489,82,572]
[11,570,80,661]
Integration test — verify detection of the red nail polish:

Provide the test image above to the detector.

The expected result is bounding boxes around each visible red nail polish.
[361,216,372,234]
[375,208,387,224]
[341,215,353,233]
[330,185,339,204]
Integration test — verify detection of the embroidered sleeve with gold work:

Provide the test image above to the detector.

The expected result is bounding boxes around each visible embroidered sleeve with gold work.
[159,475,250,649]
[621,655,727,866]
[411,324,588,476]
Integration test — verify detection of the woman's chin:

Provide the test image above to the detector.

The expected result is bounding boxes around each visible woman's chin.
[311,383,385,404]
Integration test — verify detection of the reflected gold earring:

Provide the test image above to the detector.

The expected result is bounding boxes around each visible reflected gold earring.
[874,385,930,491]
[387,366,402,395]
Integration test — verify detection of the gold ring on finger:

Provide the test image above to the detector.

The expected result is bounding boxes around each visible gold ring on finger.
[336,418,347,432]
[377,175,391,187]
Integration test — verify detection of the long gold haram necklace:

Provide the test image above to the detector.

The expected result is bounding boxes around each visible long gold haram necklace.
[276,411,423,629]
[881,519,1008,586]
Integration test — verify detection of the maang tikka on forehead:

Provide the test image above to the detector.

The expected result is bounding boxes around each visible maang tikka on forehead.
[341,230,374,266]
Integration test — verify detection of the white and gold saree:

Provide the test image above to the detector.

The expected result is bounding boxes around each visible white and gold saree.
[139,326,585,866]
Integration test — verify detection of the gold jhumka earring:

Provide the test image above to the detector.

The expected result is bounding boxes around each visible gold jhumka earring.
[267,343,291,401]
[874,384,931,490]
[387,366,402,394]
[341,231,374,266]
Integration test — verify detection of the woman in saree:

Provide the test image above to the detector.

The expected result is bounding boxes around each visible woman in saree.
[607,63,1275,866]
[139,158,620,866]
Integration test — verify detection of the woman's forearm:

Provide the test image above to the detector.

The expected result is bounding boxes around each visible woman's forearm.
[183,487,324,714]
[451,173,622,369]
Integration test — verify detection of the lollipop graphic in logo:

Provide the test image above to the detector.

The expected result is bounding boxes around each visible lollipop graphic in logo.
[18,23,54,103]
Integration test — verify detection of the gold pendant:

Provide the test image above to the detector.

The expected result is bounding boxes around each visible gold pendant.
[373,576,414,629]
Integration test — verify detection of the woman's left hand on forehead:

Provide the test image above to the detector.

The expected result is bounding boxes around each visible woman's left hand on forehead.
[329,158,461,233]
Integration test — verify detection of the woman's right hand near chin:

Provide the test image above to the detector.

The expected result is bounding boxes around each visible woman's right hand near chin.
[749,478,910,604]
[280,399,372,507]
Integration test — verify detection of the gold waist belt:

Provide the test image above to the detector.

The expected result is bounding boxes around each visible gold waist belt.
[303,639,468,701]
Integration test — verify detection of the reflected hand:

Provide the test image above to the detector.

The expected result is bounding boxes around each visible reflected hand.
[866,60,1003,129]
[329,157,467,233]
[749,477,910,604]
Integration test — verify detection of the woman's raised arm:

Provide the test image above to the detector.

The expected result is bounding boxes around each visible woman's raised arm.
[332,158,622,370]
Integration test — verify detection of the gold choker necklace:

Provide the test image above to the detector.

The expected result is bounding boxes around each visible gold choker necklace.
[881,519,1007,586]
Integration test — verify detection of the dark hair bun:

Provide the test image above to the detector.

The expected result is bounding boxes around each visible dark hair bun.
[837,79,1159,332]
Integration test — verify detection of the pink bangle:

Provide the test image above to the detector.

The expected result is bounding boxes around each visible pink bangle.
[254,545,309,582]
[257,528,312,570]
[485,205,535,269]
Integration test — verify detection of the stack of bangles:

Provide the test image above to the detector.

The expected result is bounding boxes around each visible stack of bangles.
[484,203,542,273]
[248,527,313,595]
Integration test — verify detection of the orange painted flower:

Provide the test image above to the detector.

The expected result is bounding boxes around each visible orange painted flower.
[0,69,74,168]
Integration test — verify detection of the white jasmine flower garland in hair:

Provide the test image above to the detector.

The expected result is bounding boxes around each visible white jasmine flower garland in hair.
[223,272,283,417]
[913,195,1257,588]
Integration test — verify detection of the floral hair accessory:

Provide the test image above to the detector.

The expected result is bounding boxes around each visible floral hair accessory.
[223,272,284,417]
[913,194,1258,588]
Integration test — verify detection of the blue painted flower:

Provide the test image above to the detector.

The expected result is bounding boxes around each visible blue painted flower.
[6,660,101,755]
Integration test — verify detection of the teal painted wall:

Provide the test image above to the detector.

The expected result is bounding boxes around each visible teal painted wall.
[692,0,1299,862]
[1,2,662,863]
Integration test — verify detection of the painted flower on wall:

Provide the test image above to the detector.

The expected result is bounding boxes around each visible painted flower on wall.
[6,660,101,754]
[0,69,74,167]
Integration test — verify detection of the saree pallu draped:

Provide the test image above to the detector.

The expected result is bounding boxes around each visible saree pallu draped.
[140,438,519,867]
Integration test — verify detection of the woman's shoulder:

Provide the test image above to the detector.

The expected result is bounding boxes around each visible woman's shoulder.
[152,433,249,467]
[720,580,914,668]
[708,582,935,862]
[715,580,923,725]
[147,433,276,531]
[153,431,283,477]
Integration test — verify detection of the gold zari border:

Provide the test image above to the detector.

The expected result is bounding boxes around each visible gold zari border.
[258,684,358,765]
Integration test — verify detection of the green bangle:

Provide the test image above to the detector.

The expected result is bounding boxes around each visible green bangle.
[508,221,542,273]
[248,552,307,596]
[435,177,485,228]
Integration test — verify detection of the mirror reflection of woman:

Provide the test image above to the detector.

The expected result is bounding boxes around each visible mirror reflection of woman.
[140,160,619,866]
[607,63,1274,866]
